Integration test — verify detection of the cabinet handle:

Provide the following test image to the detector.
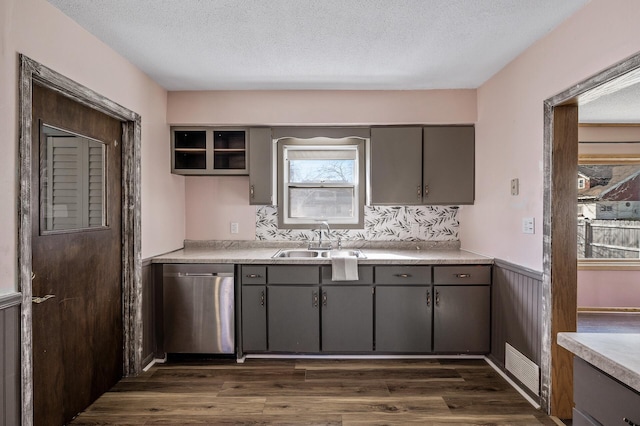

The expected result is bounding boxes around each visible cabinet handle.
[424,184,430,197]
[260,290,265,307]
[426,290,431,307]
[322,291,328,306]
[417,185,422,199]
[394,273,412,278]
[246,274,262,278]
[435,290,440,306]
[312,291,319,307]
[455,273,471,278]
[250,184,255,198]
[624,418,639,426]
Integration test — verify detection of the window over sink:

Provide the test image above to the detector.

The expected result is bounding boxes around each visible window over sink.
[277,136,366,229]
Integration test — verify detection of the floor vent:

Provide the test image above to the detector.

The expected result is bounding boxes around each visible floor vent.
[505,343,540,395]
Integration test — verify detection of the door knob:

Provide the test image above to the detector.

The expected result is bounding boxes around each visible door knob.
[32,294,55,304]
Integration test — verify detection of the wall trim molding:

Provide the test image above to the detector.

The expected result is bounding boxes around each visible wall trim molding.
[0,293,21,310]
[494,259,543,281]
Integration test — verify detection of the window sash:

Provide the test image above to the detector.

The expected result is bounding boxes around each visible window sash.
[278,137,365,228]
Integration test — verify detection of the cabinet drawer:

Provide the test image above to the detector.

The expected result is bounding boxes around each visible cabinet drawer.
[433,265,491,285]
[241,266,267,284]
[268,266,320,284]
[574,357,640,426]
[375,266,431,284]
[320,265,373,284]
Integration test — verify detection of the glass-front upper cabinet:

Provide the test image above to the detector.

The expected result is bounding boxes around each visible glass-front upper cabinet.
[171,127,248,175]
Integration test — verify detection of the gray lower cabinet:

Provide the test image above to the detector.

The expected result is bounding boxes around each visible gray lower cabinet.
[241,285,267,351]
[267,285,320,353]
[239,264,490,355]
[433,265,491,353]
[433,285,490,353]
[375,286,432,352]
[573,357,640,426]
[321,286,373,352]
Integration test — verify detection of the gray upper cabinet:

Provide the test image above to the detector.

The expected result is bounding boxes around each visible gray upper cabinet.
[370,127,423,205]
[423,126,474,205]
[370,126,475,205]
[171,127,248,175]
[248,127,273,205]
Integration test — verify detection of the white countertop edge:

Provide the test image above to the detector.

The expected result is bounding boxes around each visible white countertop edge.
[557,332,640,393]
[150,247,493,264]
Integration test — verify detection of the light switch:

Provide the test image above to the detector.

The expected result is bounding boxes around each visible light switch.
[230,222,239,234]
[511,178,519,196]
[522,217,535,234]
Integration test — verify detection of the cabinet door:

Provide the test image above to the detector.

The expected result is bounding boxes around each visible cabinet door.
[370,127,423,205]
[248,128,273,205]
[267,286,320,352]
[241,285,267,352]
[423,126,474,205]
[321,286,373,352]
[433,285,490,353]
[375,286,432,352]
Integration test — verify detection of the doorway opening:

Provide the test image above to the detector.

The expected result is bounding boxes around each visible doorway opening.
[543,52,640,417]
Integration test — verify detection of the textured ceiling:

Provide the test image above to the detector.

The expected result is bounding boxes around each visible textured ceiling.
[47,0,590,91]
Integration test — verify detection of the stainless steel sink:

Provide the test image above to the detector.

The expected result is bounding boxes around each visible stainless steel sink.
[319,250,366,258]
[272,249,366,259]
[272,250,319,258]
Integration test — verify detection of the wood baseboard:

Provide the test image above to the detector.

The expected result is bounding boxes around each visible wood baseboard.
[578,307,640,313]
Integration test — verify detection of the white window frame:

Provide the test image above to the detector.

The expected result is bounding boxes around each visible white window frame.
[276,137,366,229]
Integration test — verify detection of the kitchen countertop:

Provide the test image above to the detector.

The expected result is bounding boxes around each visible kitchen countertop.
[151,241,493,265]
[557,332,640,394]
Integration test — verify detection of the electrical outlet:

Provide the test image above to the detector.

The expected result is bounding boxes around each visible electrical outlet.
[522,217,535,234]
[230,222,239,234]
[511,178,519,196]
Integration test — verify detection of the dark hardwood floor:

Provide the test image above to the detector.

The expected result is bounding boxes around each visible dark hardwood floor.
[70,358,559,425]
[577,311,640,333]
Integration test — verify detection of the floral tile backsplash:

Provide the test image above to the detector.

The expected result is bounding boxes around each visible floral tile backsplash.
[255,206,459,242]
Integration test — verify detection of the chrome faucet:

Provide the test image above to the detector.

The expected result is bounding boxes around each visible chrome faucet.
[310,220,332,250]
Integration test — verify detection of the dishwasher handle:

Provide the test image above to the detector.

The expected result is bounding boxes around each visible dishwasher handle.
[177,272,234,277]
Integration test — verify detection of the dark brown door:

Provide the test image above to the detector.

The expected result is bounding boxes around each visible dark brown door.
[31,84,123,425]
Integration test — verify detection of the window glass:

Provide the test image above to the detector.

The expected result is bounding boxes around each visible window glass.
[277,137,365,228]
[578,161,640,259]
[40,124,107,233]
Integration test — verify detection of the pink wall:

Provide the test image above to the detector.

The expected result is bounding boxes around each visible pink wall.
[0,0,185,294]
[578,270,640,308]
[168,89,477,126]
[185,176,256,240]
[460,0,640,271]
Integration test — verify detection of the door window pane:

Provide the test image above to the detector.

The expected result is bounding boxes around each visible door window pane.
[40,124,107,232]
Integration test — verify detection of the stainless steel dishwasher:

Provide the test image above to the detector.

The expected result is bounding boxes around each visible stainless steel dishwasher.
[162,264,235,354]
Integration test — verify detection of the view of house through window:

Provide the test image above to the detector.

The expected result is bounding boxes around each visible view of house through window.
[578,159,640,259]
